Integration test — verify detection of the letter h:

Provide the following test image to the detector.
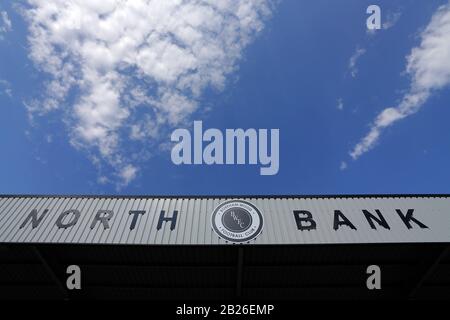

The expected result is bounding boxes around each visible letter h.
[157,210,178,230]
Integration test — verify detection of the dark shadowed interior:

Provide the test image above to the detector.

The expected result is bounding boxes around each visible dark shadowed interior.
[0,244,449,300]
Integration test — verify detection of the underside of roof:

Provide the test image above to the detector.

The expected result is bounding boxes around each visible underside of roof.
[1,243,449,300]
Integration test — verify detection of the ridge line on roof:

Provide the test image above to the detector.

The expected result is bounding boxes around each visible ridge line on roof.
[0,194,449,199]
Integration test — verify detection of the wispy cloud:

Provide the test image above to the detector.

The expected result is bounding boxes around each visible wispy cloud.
[23,0,275,187]
[351,2,450,160]
[383,11,402,30]
[118,164,138,187]
[337,98,344,111]
[0,79,12,97]
[366,9,401,36]
[348,47,366,78]
[0,10,12,39]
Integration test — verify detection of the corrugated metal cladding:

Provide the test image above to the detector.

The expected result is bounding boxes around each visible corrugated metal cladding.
[0,196,449,245]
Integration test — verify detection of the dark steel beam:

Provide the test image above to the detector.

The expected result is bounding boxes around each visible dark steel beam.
[409,246,450,299]
[31,246,69,300]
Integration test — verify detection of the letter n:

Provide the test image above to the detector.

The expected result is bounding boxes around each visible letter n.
[20,209,48,229]
[362,209,390,230]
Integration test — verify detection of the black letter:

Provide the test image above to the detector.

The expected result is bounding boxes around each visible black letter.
[157,210,178,230]
[293,210,317,231]
[396,209,428,229]
[362,209,390,230]
[90,210,114,230]
[19,209,48,229]
[129,210,146,230]
[334,210,357,230]
[56,209,80,229]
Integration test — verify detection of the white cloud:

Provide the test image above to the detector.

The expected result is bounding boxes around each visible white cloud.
[23,0,275,186]
[119,164,138,186]
[97,176,109,185]
[337,98,344,111]
[348,47,366,78]
[340,161,347,171]
[383,11,401,30]
[0,79,12,97]
[351,2,450,160]
[366,10,401,36]
[0,10,12,39]
[45,134,53,143]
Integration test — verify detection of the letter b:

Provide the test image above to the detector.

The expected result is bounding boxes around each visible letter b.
[293,210,316,231]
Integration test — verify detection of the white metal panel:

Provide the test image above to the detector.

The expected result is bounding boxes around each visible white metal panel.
[0,195,449,245]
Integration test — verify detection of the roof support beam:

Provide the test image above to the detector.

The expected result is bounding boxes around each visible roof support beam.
[408,246,450,299]
[31,246,69,300]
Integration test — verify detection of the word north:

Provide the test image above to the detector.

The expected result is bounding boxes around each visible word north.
[171,121,279,175]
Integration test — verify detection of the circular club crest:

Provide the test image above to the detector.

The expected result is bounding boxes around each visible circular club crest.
[211,200,263,243]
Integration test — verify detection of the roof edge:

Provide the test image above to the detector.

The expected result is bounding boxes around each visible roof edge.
[0,193,450,199]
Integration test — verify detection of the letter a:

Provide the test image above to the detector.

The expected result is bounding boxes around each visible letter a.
[171,129,191,165]
[366,265,381,290]
[366,5,381,30]
[66,265,81,290]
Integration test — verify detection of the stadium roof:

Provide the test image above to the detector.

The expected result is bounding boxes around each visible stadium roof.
[0,195,449,245]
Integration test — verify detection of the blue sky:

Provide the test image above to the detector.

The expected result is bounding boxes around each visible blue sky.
[1,0,450,196]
